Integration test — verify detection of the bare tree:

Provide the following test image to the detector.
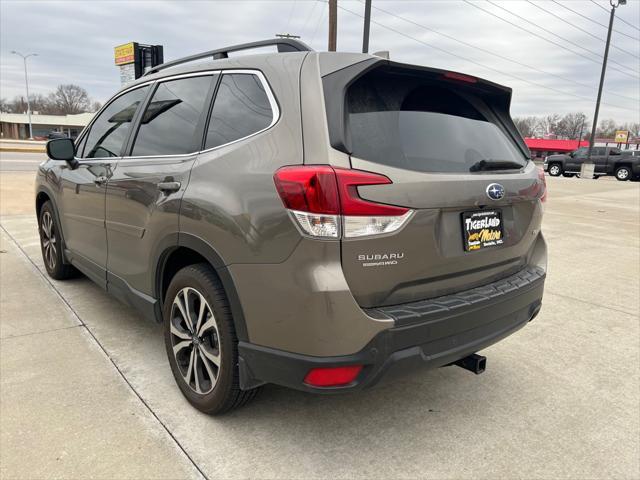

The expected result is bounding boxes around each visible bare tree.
[596,119,618,138]
[47,84,91,115]
[536,114,562,137]
[0,98,8,113]
[513,116,537,138]
[556,112,587,140]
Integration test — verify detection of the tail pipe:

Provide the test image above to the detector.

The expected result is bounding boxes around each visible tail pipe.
[455,353,486,375]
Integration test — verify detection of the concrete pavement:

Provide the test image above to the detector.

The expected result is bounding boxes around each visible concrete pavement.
[0,168,638,479]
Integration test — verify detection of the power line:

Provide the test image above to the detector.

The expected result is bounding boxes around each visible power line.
[335,3,636,112]
[525,0,639,58]
[589,0,640,33]
[367,1,638,103]
[463,0,638,80]
[483,0,638,75]
[552,0,640,41]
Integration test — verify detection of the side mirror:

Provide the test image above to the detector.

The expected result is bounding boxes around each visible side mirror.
[46,138,78,168]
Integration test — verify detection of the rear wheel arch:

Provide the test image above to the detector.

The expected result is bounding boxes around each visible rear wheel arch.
[156,234,249,341]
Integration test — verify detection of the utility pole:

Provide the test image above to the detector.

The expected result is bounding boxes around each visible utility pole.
[328,0,337,51]
[11,50,37,140]
[586,0,626,164]
[362,0,372,53]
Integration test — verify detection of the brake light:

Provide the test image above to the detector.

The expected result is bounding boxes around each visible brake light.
[304,365,363,387]
[442,71,477,84]
[537,167,547,202]
[273,166,413,238]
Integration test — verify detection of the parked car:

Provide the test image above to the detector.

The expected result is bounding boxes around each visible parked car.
[544,146,640,181]
[46,131,68,140]
[36,39,547,414]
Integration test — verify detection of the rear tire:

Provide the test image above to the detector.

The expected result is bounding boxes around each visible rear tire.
[562,173,575,178]
[163,263,260,415]
[38,201,77,280]
[548,163,562,176]
[615,166,631,181]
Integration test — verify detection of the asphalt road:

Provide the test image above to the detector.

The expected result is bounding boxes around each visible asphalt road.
[0,151,46,171]
[1,172,639,479]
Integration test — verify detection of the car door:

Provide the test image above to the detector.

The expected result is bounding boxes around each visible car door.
[58,85,150,287]
[105,73,218,311]
[606,147,621,174]
[565,147,584,171]
[592,147,608,173]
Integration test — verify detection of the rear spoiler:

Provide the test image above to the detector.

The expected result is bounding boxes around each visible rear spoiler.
[322,59,530,159]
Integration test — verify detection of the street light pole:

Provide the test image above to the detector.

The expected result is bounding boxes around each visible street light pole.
[362,0,372,53]
[586,0,625,164]
[11,50,38,140]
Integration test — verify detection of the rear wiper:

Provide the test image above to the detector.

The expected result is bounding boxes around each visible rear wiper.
[469,159,524,172]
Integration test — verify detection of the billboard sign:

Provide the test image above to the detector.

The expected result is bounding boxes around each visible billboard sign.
[114,42,136,65]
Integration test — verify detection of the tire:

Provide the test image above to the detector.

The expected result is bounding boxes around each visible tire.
[615,166,631,181]
[38,201,77,280]
[548,163,562,176]
[163,263,259,415]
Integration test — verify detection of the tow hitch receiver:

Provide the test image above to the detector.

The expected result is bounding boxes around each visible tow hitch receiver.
[454,353,486,375]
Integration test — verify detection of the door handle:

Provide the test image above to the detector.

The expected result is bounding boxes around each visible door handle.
[94,175,108,186]
[157,181,181,193]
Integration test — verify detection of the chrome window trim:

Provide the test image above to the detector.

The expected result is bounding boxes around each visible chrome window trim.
[120,69,280,161]
[73,69,279,163]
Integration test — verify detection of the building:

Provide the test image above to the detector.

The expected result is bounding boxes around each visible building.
[0,112,94,140]
[525,137,640,158]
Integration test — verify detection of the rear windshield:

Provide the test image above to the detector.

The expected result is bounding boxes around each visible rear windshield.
[346,70,527,173]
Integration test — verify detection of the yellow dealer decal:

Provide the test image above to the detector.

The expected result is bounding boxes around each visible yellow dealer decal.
[615,130,629,143]
[114,42,135,65]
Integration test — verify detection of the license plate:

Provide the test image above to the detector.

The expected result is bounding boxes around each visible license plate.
[462,210,504,252]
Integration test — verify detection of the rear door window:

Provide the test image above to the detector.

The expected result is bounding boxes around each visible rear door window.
[83,86,149,159]
[205,73,274,149]
[345,71,526,173]
[131,75,215,156]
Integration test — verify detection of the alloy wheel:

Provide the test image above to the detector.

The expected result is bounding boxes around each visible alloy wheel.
[169,287,221,395]
[617,168,629,180]
[41,211,57,270]
[549,165,560,176]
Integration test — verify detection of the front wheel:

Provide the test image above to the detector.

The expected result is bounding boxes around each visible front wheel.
[615,166,631,181]
[548,163,562,176]
[163,264,259,415]
[38,201,76,280]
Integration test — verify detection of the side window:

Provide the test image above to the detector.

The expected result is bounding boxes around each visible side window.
[609,148,620,155]
[593,147,606,156]
[83,86,149,159]
[205,73,274,149]
[131,75,215,156]
[75,134,87,158]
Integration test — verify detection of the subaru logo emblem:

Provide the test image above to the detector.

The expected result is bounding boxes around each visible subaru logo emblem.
[486,183,505,201]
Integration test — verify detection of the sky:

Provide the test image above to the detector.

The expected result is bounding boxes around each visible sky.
[1,0,639,123]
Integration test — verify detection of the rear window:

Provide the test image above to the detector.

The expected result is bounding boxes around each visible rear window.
[346,70,526,173]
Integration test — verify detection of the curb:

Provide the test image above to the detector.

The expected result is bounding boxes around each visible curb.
[0,148,46,153]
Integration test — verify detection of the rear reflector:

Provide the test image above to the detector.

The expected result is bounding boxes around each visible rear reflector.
[304,365,363,387]
[274,166,413,239]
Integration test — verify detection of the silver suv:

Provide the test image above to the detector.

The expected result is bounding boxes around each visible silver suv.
[37,39,547,414]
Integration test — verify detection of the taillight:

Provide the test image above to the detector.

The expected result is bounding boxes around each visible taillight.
[273,166,413,239]
[537,167,547,203]
[304,365,363,387]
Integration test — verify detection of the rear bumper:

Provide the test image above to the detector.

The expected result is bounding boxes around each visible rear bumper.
[238,266,545,393]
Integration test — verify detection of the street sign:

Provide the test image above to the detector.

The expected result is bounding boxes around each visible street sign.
[114,42,164,86]
[615,130,629,143]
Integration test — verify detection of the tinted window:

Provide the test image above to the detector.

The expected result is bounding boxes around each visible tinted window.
[593,147,606,155]
[205,74,273,149]
[132,75,214,156]
[345,70,526,173]
[75,134,87,158]
[84,86,149,159]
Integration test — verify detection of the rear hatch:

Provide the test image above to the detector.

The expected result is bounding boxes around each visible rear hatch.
[322,61,545,308]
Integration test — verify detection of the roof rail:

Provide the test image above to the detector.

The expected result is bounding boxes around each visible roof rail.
[144,38,313,76]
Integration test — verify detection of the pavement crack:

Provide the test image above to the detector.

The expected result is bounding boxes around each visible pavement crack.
[0,223,208,480]
[545,289,637,317]
[1,324,82,340]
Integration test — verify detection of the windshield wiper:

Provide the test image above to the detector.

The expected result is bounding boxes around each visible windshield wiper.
[469,159,524,172]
